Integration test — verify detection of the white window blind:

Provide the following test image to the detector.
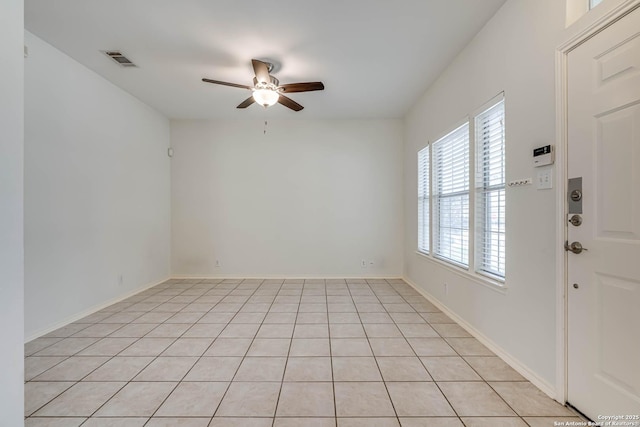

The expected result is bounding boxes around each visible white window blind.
[433,123,470,267]
[418,146,430,254]
[475,99,506,279]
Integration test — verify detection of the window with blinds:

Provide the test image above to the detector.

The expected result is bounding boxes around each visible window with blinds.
[418,146,430,254]
[417,93,506,285]
[475,99,506,279]
[433,123,470,267]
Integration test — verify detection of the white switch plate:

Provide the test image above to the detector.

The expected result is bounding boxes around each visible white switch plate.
[537,169,553,190]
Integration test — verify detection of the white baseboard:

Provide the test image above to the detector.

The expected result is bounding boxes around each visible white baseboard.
[25,277,170,343]
[403,276,558,401]
[170,275,403,280]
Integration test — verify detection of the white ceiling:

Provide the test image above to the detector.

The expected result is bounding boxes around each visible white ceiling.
[25,0,507,120]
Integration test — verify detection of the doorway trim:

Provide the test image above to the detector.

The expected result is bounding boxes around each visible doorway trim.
[554,0,640,404]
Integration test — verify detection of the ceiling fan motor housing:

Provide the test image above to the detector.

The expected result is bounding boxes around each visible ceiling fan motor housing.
[253,76,280,89]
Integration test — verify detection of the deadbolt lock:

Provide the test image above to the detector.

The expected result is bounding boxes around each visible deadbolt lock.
[568,214,582,227]
[568,177,583,214]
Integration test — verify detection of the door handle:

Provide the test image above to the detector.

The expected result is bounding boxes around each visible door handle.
[565,241,588,254]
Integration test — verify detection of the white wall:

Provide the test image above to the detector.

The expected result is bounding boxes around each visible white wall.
[171,119,403,278]
[24,32,171,339]
[0,0,24,423]
[404,0,566,390]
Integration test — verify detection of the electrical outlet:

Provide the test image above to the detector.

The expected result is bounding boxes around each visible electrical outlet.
[215,260,221,268]
[361,259,367,268]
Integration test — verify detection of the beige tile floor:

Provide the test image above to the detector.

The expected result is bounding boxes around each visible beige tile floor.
[25,278,582,426]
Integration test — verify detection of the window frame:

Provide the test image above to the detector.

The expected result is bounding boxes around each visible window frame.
[432,122,471,269]
[474,94,506,282]
[417,145,431,255]
[416,92,506,290]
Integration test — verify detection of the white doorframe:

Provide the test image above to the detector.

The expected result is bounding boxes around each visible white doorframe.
[554,0,640,405]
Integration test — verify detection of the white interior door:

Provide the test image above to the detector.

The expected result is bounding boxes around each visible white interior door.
[567,5,640,419]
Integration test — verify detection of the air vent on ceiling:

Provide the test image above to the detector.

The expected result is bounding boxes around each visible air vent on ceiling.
[102,51,137,67]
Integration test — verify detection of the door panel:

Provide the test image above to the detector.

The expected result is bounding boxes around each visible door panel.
[596,104,640,239]
[597,33,640,85]
[597,274,640,395]
[567,5,640,419]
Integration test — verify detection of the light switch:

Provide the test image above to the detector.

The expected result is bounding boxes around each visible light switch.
[536,169,553,190]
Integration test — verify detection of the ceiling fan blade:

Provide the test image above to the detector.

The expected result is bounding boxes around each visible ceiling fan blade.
[252,59,271,83]
[279,82,325,93]
[278,94,304,111]
[236,96,256,109]
[202,78,252,90]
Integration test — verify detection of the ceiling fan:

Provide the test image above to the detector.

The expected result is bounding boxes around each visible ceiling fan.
[202,59,324,111]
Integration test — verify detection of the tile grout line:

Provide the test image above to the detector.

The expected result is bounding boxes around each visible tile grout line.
[396,288,525,421]
[395,282,465,422]
[271,279,303,426]
[139,278,247,426]
[86,280,222,425]
[328,280,338,425]
[211,278,283,423]
[77,279,226,424]
[27,284,171,421]
[359,279,402,424]
[136,280,244,425]
[25,285,177,420]
[79,284,183,424]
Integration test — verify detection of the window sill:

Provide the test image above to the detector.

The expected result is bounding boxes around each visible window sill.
[414,251,508,295]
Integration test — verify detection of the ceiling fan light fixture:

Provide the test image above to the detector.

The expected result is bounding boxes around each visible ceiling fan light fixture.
[252,88,279,107]
[202,58,323,111]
